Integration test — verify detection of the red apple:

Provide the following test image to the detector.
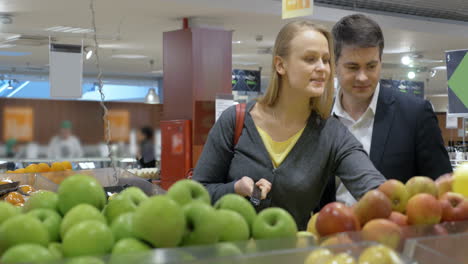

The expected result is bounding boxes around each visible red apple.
[354,190,392,225]
[406,193,442,225]
[378,180,409,213]
[436,174,454,198]
[315,202,360,237]
[405,176,438,198]
[388,212,408,226]
[439,192,468,222]
[362,219,403,249]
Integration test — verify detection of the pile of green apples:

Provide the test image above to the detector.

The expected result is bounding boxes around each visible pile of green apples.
[0,175,298,264]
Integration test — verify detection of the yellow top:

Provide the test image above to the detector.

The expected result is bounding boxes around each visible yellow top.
[256,125,305,168]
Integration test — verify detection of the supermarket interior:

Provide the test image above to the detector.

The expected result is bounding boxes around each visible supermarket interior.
[0,0,468,263]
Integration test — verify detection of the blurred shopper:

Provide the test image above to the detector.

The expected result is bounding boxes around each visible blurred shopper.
[137,126,156,168]
[47,120,83,159]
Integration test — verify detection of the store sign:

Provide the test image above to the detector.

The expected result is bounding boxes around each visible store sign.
[282,0,313,19]
[380,79,424,98]
[446,49,468,116]
[232,69,261,92]
[105,110,129,141]
[3,106,34,141]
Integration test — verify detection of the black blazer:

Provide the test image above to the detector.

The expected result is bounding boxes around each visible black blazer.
[318,87,452,209]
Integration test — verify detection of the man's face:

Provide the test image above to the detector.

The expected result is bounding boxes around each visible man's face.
[336,45,381,102]
[60,128,71,139]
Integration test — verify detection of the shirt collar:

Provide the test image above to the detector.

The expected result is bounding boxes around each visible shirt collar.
[332,83,380,118]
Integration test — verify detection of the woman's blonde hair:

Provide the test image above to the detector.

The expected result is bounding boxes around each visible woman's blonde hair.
[258,20,335,119]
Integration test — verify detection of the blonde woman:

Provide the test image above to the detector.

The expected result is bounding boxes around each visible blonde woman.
[193,20,385,230]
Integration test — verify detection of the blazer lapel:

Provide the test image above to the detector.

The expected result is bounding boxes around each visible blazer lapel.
[370,86,396,169]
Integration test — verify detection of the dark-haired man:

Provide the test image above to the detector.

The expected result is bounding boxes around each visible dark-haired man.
[329,14,452,204]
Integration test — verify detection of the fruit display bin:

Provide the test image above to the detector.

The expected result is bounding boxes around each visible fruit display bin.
[0,172,58,191]
[404,232,468,264]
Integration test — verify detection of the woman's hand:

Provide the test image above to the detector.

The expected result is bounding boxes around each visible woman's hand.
[234,176,255,197]
[256,178,272,199]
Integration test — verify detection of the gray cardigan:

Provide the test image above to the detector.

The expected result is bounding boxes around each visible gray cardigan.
[193,101,385,230]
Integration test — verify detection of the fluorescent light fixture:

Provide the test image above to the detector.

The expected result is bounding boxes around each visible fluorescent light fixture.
[0,83,9,93]
[407,71,416,79]
[111,54,148,59]
[401,55,412,65]
[232,40,242,44]
[432,66,447,70]
[7,81,30,97]
[145,88,160,104]
[0,44,15,48]
[85,49,93,60]
[45,26,94,34]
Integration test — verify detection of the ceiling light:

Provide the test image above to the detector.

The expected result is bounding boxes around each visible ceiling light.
[408,71,416,79]
[232,41,242,44]
[0,44,15,49]
[84,48,93,60]
[145,88,160,104]
[111,54,148,59]
[401,55,412,65]
[6,81,13,89]
[430,70,437,78]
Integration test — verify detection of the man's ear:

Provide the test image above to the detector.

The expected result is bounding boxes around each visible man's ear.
[274,56,286,76]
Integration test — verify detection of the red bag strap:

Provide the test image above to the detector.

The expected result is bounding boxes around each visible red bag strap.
[234,103,246,146]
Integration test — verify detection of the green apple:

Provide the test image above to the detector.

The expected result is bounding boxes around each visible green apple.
[181,202,221,246]
[112,238,151,254]
[24,191,59,213]
[60,204,106,239]
[304,248,334,264]
[252,208,297,240]
[1,244,58,264]
[167,179,210,206]
[216,242,243,257]
[104,187,148,224]
[0,214,49,253]
[48,242,63,259]
[66,256,106,264]
[63,220,114,258]
[57,174,107,215]
[110,213,135,241]
[217,209,249,242]
[214,194,256,228]
[0,202,20,225]
[133,195,185,248]
[27,209,62,242]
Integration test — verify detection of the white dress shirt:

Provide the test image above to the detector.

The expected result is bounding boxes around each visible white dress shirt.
[331,83,380,205]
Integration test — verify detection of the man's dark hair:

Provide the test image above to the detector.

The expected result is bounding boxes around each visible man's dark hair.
[140,126,153,140]
[332,14,384,61]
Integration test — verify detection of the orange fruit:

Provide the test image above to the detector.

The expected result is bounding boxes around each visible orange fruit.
[24,164,39,173]
[14,168,25,174]
[37,163,51,173]
[5,192,25,206]
[19,185,34,194]
[51,162,65,172]
[6,170,14,173]
[61,161,72,170]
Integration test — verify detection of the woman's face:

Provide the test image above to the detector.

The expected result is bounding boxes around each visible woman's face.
[276,29,331,98]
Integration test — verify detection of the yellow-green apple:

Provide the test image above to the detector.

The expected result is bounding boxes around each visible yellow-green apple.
[252,208,297,240]
[439,192,468,222]
[66,256,105,264]
[133,195,185,247]
[24,191,59,213]
[57,175,107,215]
[110,213,135,241]
[216,242,243,257]
[354,190,392,225]
[1,244,58,264]
[325,253,356,264]
[378,180,409,213]
[358,245,403,264]
[405,176,438,198]
[319,233,354,247]
[435,174,453,198]
[104,187,148,224]
[306,212,319,236]
[406,193,442,225]
[316,202,360,237]
[362,219,403,249]
[0,202,20,225]
[296,231,317,248]
[27,209,62,242]
[167,179,210,206]
[0,215,49,252]
[111,238,150,255]
[62,220,114,258]
[48,242,63,259]
[388,212,408,226]
[181,201,222,246]
[214,194,256,229]
[217,209,249,242]
[60,204,106,239]
[304,248,333,264]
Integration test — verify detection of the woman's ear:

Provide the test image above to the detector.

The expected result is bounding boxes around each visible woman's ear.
[274,56,286,76]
